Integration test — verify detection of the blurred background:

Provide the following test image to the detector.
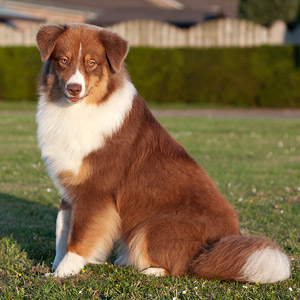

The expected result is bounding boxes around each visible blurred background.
[1,0,300,107]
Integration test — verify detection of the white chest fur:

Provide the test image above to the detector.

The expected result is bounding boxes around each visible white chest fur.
[36,80,136,191]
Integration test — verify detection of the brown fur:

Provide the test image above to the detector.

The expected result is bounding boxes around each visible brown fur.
[58,160,91,186]
[37,24,289,282]
[67,202,120,259]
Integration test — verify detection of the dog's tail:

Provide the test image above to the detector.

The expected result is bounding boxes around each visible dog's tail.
[187,236,290,283]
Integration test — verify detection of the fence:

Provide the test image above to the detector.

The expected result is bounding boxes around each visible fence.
[0,18,296,47]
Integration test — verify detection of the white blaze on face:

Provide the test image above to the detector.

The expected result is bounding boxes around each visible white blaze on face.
[65,43,86,99]
[79,43,82,60]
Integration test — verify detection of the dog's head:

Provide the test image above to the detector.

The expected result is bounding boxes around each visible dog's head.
[36,24,129,104]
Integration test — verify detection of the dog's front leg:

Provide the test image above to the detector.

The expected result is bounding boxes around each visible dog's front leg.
[53,198,72,270]
[54,199,120,278]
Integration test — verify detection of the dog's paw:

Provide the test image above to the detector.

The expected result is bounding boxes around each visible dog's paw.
[54,252,86,278]
[141,267,168,277]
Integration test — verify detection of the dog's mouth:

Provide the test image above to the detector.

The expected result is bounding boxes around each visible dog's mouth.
[64,94,89,104]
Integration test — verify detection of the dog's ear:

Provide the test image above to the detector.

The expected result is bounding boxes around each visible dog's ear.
[36,24,68,62]
[99,29,129,73]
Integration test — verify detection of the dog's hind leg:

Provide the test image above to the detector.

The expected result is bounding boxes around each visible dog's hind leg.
[122,228,171,276]
[133,212,240,277]
[53,198,72,270]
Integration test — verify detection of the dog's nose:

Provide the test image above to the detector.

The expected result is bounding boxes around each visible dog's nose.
[67,83,82,97]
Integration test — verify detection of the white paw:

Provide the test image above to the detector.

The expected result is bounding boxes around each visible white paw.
[141,267,167,277]
[54,252,86,278]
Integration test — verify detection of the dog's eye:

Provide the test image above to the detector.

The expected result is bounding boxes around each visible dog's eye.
[88,60,96,67]
[59,57,69,65]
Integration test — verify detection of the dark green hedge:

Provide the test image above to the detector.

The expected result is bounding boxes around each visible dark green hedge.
[127,46,300,107]
[0,47,42,101]
[1,46,300,107]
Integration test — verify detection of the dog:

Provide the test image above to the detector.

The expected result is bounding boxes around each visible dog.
[36,24,290,282]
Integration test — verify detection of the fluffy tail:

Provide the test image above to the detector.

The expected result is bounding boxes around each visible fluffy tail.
[187,236,290,283]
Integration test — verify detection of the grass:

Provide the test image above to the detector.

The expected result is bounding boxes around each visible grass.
[0,100,242,111]
[0,100,37,111]
[0,104,299,299]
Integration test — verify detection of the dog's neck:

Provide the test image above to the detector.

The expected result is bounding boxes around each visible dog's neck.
[36,80,136,194]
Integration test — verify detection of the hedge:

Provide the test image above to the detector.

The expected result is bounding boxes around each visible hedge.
[0,47,41,102]
[1,46,300,107]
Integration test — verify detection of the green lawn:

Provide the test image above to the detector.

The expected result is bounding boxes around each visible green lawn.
[0,106,299,299]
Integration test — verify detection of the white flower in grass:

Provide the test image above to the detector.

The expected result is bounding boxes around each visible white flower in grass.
[172,297,178,300]
[242,285,248,289]
[79,290,82,294]
[288,287,293,291]
[182,290,187,294]
[47,188,51,192]
[278,141,284,148]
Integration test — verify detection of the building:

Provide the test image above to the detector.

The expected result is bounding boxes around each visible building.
[1,0,238,28]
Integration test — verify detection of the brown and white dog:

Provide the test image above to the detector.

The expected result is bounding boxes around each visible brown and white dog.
[36,24,290,282]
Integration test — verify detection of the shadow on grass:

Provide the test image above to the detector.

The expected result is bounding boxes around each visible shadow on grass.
[0,193,57,265]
